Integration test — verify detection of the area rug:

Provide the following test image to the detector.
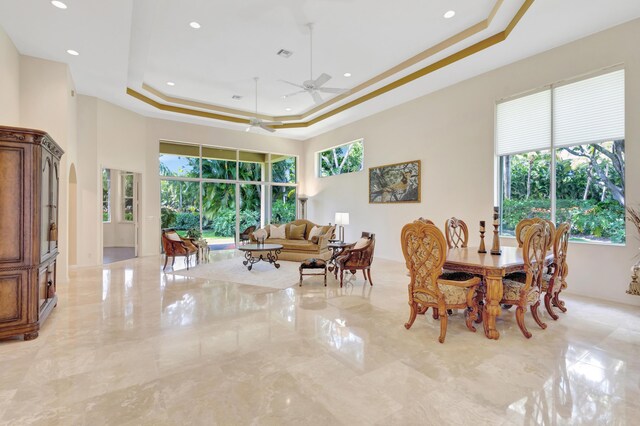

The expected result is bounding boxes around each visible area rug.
[171,256,302,290]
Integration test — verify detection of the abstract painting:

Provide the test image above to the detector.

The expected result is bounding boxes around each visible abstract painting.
[369,160,421,203]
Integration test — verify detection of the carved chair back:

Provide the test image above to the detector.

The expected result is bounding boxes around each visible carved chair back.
[401,221,446,302]
[445,217,469,249]
[416,217,434,225]
[551,222,570,293]
[521,223,547,296]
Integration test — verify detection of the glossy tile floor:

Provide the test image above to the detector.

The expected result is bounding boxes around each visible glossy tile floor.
[1,251,639,425]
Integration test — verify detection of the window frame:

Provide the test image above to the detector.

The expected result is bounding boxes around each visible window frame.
[495,67,626,246]
[102,168,111,223]
[120,172,134,223]
[316,138,364,178]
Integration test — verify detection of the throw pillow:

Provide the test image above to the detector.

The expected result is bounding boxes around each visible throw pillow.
[289,224,306,240]
[253,228,268,241]
[307,225,322,241]
[311,236,320,244]
[270,224,286,239]
[353,237,370,250]
[166,232,182,242]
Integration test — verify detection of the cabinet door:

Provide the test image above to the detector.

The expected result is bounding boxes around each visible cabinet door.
[40,154,52,258]
[50,159,60,252]
[38,261,56,309]
[0,270,28,327]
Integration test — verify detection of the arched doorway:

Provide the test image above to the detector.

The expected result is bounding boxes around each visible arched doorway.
[68,163,78,265]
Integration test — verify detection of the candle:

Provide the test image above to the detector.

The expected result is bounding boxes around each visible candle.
[480,220,485,232]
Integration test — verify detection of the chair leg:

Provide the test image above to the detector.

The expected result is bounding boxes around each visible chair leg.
[340,269,344,288]
[417,305,428,315]
[432,308,439,320]
[163,255,169,271]
[474,291,484,324]
[405,301,418,329]
[438,310,448,343]
[367,268,373,286]
[465,303,478,333]
[544,292,559,320]
[171,257,175,268]
[362,270,367,281]
[515,306,532,339]
[531,301,547,330]
[553,291,567,313]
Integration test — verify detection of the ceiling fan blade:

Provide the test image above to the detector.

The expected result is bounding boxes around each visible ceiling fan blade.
[283,90,306,98]
[279,80,305,89]
[259,123,276,133]
[311,91,323,105]
[264,121,283,126]
[317,87,348,94]
[245,125,252,132]
[313,73,332,88]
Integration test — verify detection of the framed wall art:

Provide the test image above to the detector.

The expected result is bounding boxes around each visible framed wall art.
[369,160,421,203]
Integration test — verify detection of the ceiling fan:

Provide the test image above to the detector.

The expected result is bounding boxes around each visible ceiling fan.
[280,23,349,105]
[246,77,282,133]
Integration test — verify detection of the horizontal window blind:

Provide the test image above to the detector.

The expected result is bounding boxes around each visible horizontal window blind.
[496,90,551,156]
[554,69,625,148]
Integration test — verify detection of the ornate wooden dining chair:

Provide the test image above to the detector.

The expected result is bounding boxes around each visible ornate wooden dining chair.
[444,217,469,249]
[501,223,548,338]
[336,232,375,287]
[542,222,570,320]
[515,218,555,251]
[401,221,480,343]
[161,229,198,271]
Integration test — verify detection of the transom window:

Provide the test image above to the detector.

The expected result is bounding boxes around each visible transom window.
[496,68,625,244]
[317,139,364,177]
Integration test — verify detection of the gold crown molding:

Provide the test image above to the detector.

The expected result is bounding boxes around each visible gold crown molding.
[127,0,534,131]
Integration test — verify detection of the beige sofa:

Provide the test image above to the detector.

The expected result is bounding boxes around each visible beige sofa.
[251,219,335,262]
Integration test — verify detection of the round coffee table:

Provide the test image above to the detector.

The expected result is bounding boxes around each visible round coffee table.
[238,243,283,271]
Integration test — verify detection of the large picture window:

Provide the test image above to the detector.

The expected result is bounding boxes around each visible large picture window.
[497,69,625,244]
[318,139,364,177]
[160,142,298,248]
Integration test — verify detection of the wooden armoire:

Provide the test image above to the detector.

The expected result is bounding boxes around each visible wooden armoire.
[0,126,64,340]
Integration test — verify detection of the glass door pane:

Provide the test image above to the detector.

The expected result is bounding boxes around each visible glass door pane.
[202,147,237,180]
[240,184,263,233]
[202,182,236,249]
[160,180,200,237]
[271,186,296,224]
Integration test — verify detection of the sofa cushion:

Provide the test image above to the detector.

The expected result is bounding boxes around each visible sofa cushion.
[270,224,286,239]
[308,225,322,241]
[253,228,268,241]
[289,223,306,240]
[267,238,319,253]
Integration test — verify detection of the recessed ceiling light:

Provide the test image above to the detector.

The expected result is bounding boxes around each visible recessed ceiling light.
[232,95,242,100]
[166,81,175,86]
[285,108,292,112]
[189,21,201,29]
[444,10,456,19]
[66,49,79,56]
[51,1,67,9]
[281,95,287,99]
[343,72,352,77]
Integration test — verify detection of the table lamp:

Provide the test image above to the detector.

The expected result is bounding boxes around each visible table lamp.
[334,212,349,242]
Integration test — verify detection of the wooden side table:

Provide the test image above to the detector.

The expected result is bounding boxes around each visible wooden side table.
[194,239,210,263]
[299,258,327,286]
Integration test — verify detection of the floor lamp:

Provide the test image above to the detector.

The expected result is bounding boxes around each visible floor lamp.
[334,212,349,242]
[298,194,308,219]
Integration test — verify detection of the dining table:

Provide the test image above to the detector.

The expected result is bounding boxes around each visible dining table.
[444,246,551,340]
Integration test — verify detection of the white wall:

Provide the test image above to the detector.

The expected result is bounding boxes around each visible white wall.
[304,19,640,306]
[0,25,19,125]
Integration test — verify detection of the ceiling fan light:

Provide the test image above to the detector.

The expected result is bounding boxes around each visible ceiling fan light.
[444,10,456,19]
[189,21,201,29]
[51,1,67,9]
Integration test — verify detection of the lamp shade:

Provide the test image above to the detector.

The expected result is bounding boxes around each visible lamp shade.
[334,212,350,225]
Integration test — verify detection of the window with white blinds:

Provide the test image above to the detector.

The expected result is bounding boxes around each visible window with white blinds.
[496,68,625,154]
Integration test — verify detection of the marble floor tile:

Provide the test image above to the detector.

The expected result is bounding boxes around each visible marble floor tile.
[1,252,639,425]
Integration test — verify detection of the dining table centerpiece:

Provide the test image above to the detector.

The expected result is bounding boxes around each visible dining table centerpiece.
[628,206,640,296]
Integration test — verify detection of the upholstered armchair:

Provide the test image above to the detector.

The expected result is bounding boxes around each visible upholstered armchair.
[444,217,468,248]
[542,222,570,320]
[501,222,548,338]
[161,229,198,271]
[401,221,480,343]
[239,225,257,245]
[336,232,375,288]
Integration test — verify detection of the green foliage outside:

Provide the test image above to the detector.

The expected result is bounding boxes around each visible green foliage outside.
[160,153,297,239]
[501,141,625,244]
[319,140,363,177]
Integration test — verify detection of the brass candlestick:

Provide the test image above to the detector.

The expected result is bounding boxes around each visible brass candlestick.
[490,207,502,255]
[478,221,486,253]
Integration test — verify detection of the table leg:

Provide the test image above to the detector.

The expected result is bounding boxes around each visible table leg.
[483,273,504,340]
